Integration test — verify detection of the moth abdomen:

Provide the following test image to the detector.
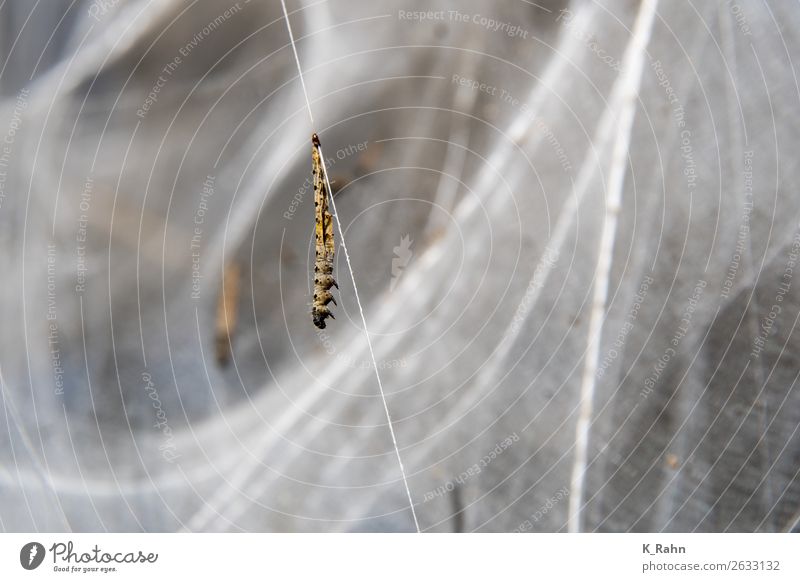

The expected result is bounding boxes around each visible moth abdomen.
[312,255,337,328]
[314,289,337,306]
[315,272,336,287]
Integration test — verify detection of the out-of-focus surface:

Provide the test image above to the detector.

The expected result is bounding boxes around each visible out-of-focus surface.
[1,0,799,532]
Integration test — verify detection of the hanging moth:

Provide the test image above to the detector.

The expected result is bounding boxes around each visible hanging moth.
[311,133,337,328]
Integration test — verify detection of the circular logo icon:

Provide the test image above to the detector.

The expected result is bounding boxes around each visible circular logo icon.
[20,542,45,570]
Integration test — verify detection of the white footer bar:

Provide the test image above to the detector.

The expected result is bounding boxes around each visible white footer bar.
[1,533,796,581]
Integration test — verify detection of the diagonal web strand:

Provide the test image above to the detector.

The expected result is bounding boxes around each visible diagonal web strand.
[280,0,421,533]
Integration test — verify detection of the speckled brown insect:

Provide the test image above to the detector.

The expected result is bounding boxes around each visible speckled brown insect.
[311,133,337,328]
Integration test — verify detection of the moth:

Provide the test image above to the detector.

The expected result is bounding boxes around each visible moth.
[311,133,337,328]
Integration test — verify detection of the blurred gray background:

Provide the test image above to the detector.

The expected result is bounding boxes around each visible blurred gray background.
[0,0,799,532]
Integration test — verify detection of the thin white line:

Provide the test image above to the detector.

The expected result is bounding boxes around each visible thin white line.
[280,0,314,126]
[280,0,421,532]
